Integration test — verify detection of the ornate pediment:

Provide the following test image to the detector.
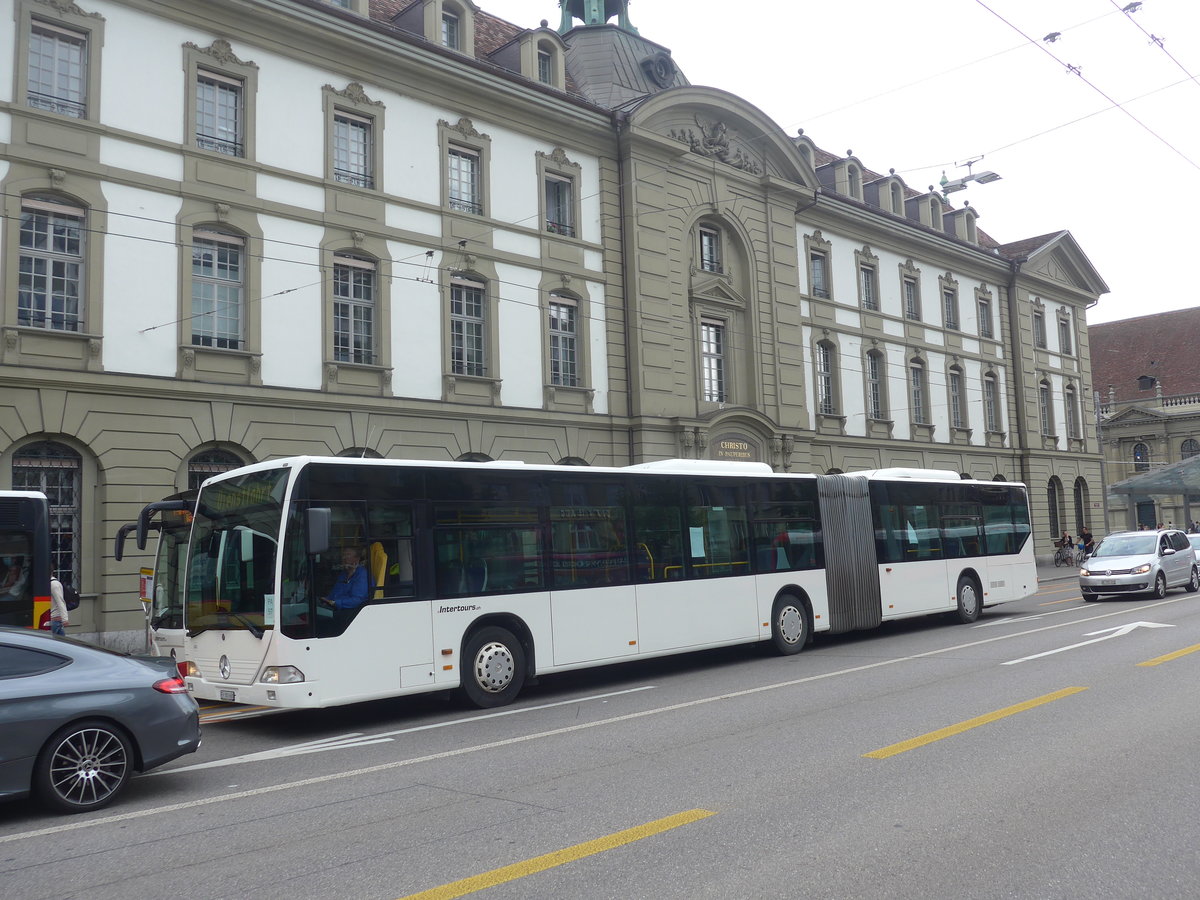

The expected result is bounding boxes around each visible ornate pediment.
[1105,405,1167,424]
[439,116,489,141]
[669,116,762,175]
[690,277,746,309]
[537,147,580,171]
[34,0,102,19]
[184,39,257,69]
[325,82,383,107]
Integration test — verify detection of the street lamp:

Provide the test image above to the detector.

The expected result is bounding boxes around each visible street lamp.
[940,157,1002,195]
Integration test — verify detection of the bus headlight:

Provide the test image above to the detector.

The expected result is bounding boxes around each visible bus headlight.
[261,666,306,684]
[184,660,199,677]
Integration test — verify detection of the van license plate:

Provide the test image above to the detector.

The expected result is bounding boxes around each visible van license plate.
[1101,580,1116,585]
[220,689,236,701]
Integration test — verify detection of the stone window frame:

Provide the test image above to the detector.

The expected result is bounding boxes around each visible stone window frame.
[814,337,839,416]
[899,259,921,321]
[323,83,385,192]
[542,278,594,412]
[947,363,967,430]
[320,230,392,378]
[183,39,259,160]
[805,230,832,300]
[699,316,727,403]
[855,245,879,311]
[441,262,501,405]
[16,194,87,334]
[1031,298,1047,348]
[1132,441,1151,472]
[176,203,263,384]
[975,285,994,339]
[439,117,491,218]
[1038,378,1055,436]
[1064,381,1080,440]
[2,169,108,372]
[909,355,930,426]
[939,272,959,331]
[536,147,581,239]
[14,0,106,125]
[1057,307,1074,356]
[864,347,889,421]
[418,0,476,54]
[546,291,581,389]
[983,370,1002,433]
[525,30,567,87]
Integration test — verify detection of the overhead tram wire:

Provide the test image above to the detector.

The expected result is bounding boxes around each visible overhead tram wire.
[973,0,1200,173]
[1110,0,1200,94]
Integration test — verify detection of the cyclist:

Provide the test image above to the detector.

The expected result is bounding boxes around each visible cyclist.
[1079,526,1095,559]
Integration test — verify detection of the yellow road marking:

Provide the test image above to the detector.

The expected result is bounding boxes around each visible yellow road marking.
[397,809,716,900]
[1138,642,1200,667]
[864,686,1088,759]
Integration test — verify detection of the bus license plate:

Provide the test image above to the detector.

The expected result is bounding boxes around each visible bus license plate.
[220,689,236,702]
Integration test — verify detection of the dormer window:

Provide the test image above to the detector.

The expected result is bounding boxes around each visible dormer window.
[847,165,862,200]
[538,49,552,83]
[890,182,903,214]
[1137,375,1156,391]
[442,10,460,49]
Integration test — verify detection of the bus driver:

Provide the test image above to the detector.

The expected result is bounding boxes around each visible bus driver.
[322,546,369,610]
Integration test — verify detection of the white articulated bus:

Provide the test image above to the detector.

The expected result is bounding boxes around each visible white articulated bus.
[181,457,1035,709]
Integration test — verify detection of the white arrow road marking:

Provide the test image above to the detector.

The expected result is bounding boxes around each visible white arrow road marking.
[159,685,656,774]
[1002,621,1174,665]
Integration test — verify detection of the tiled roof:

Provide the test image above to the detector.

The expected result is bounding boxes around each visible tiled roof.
[994,232,1067,261]
[1091,307,1200,403]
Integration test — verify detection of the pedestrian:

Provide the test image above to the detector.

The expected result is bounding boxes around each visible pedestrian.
[49,571,68,636]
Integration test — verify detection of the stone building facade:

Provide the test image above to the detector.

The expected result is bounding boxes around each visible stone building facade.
[0,0,1106,645]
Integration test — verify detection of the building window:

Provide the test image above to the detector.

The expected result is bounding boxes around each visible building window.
[538,49,552,84]
[188,449,243,492]
[442,10,460,49]
[942,288,959,330]
[816,341,837,415]
[18,196,84,332]
[1038,381,1054,435]
[448,146,482,215]
[1133,442,1151,472]
[810,252,829,299]
[548,294,578,387]
[859,265,878,310]
[889,183,904,215]
[701,320,726,402]
[699,227,722,274]
[1065,385,1080,439]
[545,174,574,236]
[866,350,886,420]
[978,293,993,338]
[450,278,486,376]
[333,254,376,364]
[903,277,920,320]
[191,230,244,349]
[333,111,373,188]
[13,441,81,589]
[1058,316,1073,355]
[910,361,928,425]
[195,70,244,156]
[27,21,87,118]
[847,165,862,200]
[949,367,965,429]
[1033,310,1046,348]
[1047,479,1061,537]
[1183,439,1200,459]
[984,374,999,432]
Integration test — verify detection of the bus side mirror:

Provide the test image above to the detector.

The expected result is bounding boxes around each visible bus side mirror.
[306,508,331,556]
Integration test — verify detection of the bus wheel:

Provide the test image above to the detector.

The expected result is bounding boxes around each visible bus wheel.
[770,595,808,655]
[461,626,526,708]
[954,576,981,624]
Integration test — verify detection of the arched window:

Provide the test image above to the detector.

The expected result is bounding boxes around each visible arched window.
[188,449,244,490]
[847,165,862,200]
[456,452,492,462]
[1133,442,1151,473]
[12,441,81,587]
[1047,477,1063,536]
[826,468,844,475]
[1073,477,1089,534]
[889,182,903,215]
[556,457,588,466]
[1182,439,1200,459]
[815,340,838,415]
[338,447,382,458]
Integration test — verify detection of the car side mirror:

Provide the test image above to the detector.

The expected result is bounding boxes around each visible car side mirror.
[1162,547,1175,555]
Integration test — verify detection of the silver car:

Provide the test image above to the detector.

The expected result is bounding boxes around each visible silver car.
[0,627,200,813]
[1079,529,1199,602]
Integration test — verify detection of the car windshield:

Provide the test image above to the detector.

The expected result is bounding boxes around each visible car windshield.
[185,469,287,636]
[1091,534,1156,558]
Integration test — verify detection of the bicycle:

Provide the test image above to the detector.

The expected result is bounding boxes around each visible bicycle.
[1053,541,1076,567]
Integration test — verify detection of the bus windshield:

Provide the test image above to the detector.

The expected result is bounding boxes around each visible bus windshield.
[185,469,287,636]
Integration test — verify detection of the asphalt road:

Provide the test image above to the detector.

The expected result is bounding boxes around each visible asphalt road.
[4,576,1199,900]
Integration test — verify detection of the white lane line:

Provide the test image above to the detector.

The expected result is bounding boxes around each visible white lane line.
[160,686,657,775]
[3,596,1190,844]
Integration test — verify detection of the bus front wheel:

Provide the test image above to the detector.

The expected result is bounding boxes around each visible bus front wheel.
[770,594,809,655]
[954,576,981,624]
[461,625,527,708]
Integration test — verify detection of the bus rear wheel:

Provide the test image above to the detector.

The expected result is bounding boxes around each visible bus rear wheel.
[461,625,527,708]
[770,594,808,655]
[954,575,981,624]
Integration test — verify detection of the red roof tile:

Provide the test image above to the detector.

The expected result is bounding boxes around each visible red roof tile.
[1091,307,1200,403]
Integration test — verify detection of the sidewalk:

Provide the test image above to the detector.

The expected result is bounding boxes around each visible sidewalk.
[1036,559,1078,584]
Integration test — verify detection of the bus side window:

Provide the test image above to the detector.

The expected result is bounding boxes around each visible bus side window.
[367,504,416,599]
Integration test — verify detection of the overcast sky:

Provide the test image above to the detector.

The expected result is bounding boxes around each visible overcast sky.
[493,0,1200,325]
